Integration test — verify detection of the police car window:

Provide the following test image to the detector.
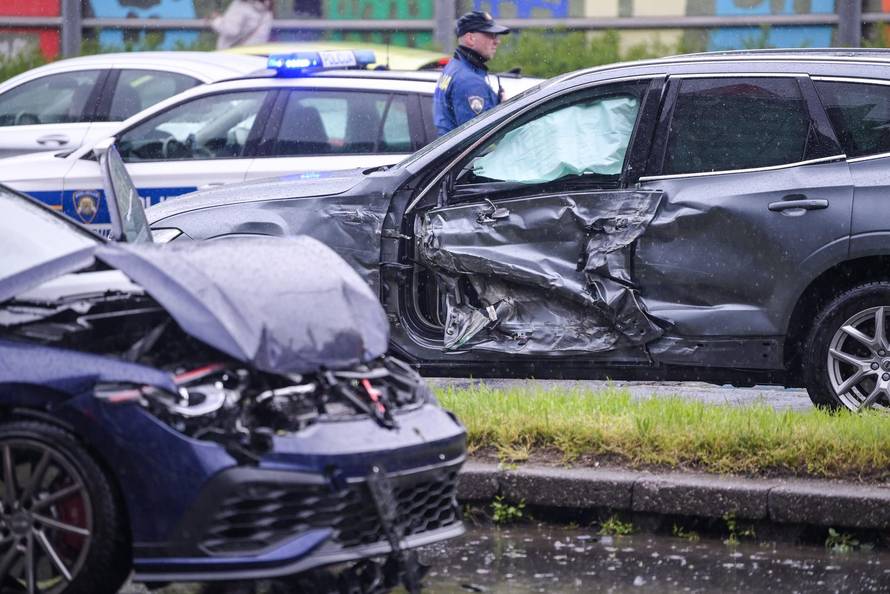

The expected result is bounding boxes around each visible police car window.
[815,80,890,159]
[0,70,101,127]
[272,90,411,156]
[106,69,200,122]
[0,189,97,281]
[457,82,646,187]
[663,77,810,175]
[117,90,267,162]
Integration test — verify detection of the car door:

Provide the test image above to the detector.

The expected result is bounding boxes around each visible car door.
[244,89,427,181]
[632,74,853,365]
[409,78,668,355]
[0,69,106,157]
[79,67,202,151]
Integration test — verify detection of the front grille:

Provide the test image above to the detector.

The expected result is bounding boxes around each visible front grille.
[198,467,460,555]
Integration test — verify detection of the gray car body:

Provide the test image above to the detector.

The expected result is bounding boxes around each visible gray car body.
[147,50,890,386]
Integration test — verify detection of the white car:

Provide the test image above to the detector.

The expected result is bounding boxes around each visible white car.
[0,52,266,158]
[0,50,540,230]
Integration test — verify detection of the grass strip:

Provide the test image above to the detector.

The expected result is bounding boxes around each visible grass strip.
[436,383,890,481]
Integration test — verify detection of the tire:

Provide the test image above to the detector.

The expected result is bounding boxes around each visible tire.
[803,282,890,411]
[0,420,130,594]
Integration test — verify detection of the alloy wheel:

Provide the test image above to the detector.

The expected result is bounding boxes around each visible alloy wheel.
[0,439,93,594]
[827,305,890,411]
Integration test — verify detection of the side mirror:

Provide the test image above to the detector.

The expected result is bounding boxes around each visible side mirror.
[92,136,116,159]
[99,143,153,244]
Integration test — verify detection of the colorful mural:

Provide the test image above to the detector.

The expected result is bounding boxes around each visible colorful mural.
[322,0,436,48]
[3,0,890,61]
[472,0,571,18]
[707,0,836,50]
[465,0,888,51]
[0,0,60,59]
[87,0,201,50]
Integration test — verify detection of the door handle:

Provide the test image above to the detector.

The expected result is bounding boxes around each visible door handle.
[768,197,829,212]
[36,134,69,146]
[476,198,510,224]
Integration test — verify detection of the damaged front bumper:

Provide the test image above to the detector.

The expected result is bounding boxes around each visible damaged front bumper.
[133,454,464,583]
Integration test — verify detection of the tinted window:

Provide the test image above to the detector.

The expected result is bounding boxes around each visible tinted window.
[816,80,890,159]
[117,91,267,162]
[0,70,101,126]
[0,190,97,280]
[663,78,810,175]
[271,91,412,156]
[107,69,200,121]
[458,81,646,186]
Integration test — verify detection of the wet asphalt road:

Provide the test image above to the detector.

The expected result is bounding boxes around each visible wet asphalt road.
[121,523,889,593]
[429,378,814,411]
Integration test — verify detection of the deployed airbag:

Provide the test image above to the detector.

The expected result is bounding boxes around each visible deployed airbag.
[471,96,639,184]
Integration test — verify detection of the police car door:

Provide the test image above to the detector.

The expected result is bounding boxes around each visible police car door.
[411,78,665,356]
[244,85,427,181]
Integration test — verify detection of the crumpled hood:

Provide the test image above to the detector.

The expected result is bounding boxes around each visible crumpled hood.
[93,236,389,375]
[147,168,367,224]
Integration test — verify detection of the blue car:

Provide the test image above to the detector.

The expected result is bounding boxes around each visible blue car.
[0,146,465,593]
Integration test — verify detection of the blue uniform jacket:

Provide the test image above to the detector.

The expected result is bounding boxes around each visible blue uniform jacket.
[433,47,499,136]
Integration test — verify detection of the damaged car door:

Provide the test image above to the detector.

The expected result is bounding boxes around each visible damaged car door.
[413,79,667,355]
[633,75,853,369]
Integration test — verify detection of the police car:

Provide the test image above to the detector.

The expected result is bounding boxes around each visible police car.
[0,49,540,230]
[0,52,266,158]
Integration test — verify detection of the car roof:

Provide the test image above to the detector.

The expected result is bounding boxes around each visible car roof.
[562,47,890,81]
[0,52,267,86]
[222,42,448,71]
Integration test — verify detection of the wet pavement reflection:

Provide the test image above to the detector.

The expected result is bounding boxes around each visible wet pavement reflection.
[123,523,890,593]
[418,524,890,593]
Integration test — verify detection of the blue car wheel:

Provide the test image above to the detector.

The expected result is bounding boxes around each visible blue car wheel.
[0,421,129,594]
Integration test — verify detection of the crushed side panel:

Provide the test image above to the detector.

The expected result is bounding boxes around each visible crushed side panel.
[416,190,665,354]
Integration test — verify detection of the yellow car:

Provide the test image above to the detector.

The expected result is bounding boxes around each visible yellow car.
[223,41,449,71]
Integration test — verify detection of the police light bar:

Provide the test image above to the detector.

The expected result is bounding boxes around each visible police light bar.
[267,50,376,76]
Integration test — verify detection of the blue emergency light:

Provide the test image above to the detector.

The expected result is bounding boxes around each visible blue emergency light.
[267,50,377,76]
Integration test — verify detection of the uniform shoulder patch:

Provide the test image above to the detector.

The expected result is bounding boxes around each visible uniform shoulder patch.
[468,96,484,114]
[438,74,452,91]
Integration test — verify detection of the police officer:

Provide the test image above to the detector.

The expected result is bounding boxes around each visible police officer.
[433,11,510,136]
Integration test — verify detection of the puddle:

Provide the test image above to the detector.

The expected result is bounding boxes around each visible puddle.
[418,524,890,593]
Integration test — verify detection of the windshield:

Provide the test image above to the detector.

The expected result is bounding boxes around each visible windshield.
[0,188,98,281]
[396,77,554,170]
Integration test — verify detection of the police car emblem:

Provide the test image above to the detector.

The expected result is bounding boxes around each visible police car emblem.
[468,96,484,114]
[72,190,100,224]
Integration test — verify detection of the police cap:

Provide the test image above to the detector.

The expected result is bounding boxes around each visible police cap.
[455,11,510,37]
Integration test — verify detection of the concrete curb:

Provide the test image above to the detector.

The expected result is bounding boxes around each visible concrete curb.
[457,462,890,530]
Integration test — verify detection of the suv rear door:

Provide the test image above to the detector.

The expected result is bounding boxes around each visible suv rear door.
[633,74,852,368]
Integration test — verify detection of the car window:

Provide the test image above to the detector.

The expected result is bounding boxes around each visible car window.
[117,90,268,162]
[271,90,412,156]
[0,70,102,127]
[0,189,98,281]
[663,77,810,175]
[456,81,647,186]
[815,80,890,159]
[107,69,201,121]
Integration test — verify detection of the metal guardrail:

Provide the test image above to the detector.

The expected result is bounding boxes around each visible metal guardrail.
[0,2,880,57]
